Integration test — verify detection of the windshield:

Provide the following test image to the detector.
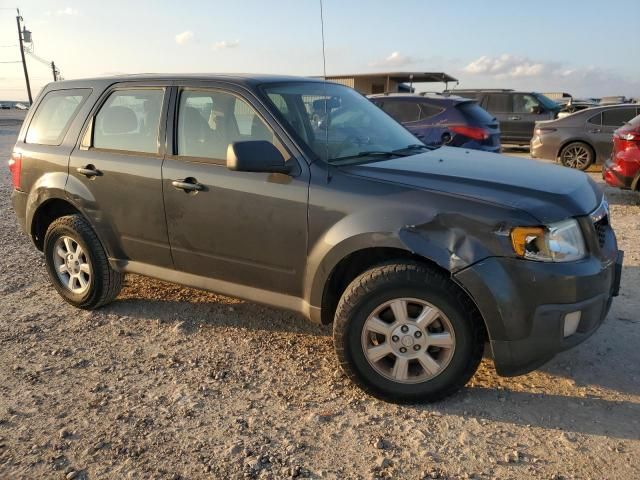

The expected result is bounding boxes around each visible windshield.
[261,82,425,164]
[534,93,561,111]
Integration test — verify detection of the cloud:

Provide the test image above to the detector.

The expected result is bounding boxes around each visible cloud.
[460,53,640,97]
[369,51,418,68]
[56,7,78,15]
[213,40,240,50]
[175,31,194,45]
[463,54,553,79]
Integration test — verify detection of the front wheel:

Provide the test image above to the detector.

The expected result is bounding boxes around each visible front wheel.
[333,262,484,403]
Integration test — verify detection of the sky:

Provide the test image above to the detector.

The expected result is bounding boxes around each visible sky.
[1,0,639,101]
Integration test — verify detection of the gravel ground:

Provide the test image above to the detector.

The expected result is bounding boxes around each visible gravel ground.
[1,124,639,480]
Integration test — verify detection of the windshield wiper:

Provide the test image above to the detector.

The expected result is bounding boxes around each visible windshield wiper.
[330,150,406,163]
[392,144,435,155]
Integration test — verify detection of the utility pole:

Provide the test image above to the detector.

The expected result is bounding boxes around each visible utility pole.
[51,61,58,81]
[16,9,33,104]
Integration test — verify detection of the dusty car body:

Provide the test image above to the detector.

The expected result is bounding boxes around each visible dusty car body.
[532,104,640,170]
[10,74,623,402]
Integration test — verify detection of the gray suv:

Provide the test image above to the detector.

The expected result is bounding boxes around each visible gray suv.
[9,74,622,403]
[450,89,561,144]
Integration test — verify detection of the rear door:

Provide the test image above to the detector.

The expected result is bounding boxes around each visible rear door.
[598,107,639,160]
[68,84,173,267]
[482,93,513,142]
[161,83,309,297]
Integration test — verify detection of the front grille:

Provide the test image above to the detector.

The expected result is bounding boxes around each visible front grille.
[590,198,610,250]
[594,217,608,248]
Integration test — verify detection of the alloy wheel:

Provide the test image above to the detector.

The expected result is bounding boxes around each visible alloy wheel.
[562,145,591,169]
[361,298,456,384]
[52,236,91,295]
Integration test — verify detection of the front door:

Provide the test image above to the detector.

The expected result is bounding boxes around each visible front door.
[162,86,309,297]
[68,85,173,267]
[510,93,542,143]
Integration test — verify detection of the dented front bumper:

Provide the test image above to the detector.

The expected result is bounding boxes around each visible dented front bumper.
[454,251,622,376]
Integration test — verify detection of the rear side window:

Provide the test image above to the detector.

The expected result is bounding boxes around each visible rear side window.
[381,101,422,123]
[456,102,495,123]
[419,103,444,119]
[587,112,602,126]
[25,89,90,145]
[93,89,164,154]
[485,94,510,112]
[602,108,637,127]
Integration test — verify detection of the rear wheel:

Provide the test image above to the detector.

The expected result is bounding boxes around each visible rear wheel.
[44,214,123,309]
[333,262,484,403]
[560,142,594,170]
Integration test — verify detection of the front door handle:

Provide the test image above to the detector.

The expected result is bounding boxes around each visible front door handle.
[77,165,101,178]
[589,129,601,133]
[508,116,521,120]
[172,178,204,192]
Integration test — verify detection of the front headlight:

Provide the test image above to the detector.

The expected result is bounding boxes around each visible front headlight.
[511,218,586,262]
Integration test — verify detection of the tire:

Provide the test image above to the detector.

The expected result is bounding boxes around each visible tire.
[333,262,484,403]
[43,214,123,309]
[559,142,594,171]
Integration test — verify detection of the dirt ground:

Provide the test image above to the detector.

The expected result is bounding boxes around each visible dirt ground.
[1,124,639,480]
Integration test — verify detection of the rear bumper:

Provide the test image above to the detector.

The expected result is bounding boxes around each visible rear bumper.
[10,188,28,234]
[530,135,557,161]
[454,248,622,376]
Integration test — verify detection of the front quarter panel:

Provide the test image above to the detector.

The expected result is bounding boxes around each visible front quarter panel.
[304,164,538,309]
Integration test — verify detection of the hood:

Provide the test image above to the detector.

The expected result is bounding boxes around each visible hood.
[341,146,601,223]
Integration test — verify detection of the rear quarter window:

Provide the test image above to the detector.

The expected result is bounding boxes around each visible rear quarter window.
[25,89,91,145]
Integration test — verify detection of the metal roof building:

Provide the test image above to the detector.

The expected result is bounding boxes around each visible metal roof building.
[322,72,458,95]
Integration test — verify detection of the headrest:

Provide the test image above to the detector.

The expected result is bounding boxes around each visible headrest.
[101,106,138,134]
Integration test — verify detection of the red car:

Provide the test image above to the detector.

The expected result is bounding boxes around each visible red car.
[603,114,640,190]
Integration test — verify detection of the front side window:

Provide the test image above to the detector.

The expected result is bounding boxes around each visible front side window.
[93,89,164,154]
[262,82,421,164]
[602,108,637,127]
[25,89,90,145]
[177,89,279,160]
[513,94,541,114]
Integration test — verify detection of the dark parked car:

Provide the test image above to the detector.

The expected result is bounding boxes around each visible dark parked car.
[603,113,640,190]
[368,93,500,153]
[448,89,561,145]
[531,104,640,170]
[9,74,622,403]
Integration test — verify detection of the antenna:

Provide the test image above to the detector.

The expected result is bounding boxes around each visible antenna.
[319,0,331,182]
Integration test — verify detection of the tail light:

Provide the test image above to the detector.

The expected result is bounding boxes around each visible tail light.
[448,125,489,141]
[8,151,22,189]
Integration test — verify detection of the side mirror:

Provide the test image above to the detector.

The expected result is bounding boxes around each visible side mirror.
[227,141,291,174]
[530,105,542,114]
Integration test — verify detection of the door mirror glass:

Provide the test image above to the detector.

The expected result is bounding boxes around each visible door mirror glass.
[227,140,291,174]
[529,105,542,114]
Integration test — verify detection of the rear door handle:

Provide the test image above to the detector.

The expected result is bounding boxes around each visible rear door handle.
[172,178,204,192]
[508,116,521,120]
[589,129,601,133]
[77,165,101,178]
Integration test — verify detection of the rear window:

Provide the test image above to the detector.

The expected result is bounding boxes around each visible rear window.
[25,89,90,145]
[456,102,495,124]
